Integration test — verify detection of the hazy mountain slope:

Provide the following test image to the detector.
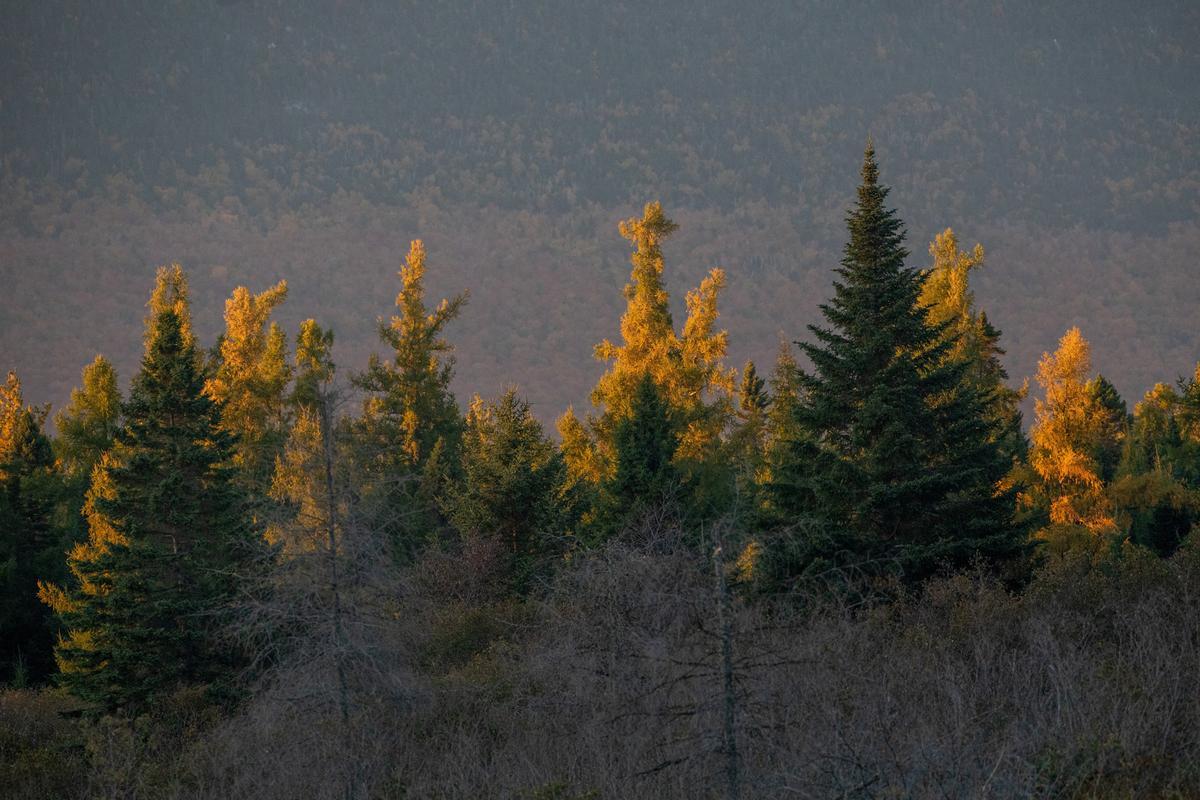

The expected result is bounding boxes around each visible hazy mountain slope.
[1,0,1197,419]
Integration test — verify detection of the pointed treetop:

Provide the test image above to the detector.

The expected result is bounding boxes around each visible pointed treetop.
[387,239,467,354]
[861,137,878,185]
[145,264,194,352]
[0,370,24,456]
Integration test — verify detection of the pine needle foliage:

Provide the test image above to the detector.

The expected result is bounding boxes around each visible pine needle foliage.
[49,309,260,714]
[766,144,1019,586]
[354,240,467,556]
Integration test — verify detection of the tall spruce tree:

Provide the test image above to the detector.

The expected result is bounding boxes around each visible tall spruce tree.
[49,308,260,714]
[767,144,1018,584]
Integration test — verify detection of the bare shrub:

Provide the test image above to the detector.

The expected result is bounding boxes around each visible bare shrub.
[64,519,1200,799]
[379,537,1200,799]
[0,689,88,800]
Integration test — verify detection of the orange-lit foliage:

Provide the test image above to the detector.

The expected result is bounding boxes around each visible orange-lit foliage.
[560,202,733,480]
[1028,327,1119,541]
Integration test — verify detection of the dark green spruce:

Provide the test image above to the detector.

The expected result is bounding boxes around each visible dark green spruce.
[56,311,262,714]
[766,144,1020,586]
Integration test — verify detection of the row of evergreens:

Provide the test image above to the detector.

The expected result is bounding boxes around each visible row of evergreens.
[3,146,1199,714]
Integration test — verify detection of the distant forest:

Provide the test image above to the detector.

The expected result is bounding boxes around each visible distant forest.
[1,0,1198,420]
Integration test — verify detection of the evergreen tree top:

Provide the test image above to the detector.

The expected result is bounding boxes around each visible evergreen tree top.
[842,142,910,280]
[145,264,194,353]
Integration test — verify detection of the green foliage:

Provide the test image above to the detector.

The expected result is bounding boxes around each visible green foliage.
[0,371,63,684]
[728,360,769,486]
[593,374,683,543]
[442,389,577,592]
[53,356,121,481]
[765,144,1020,586]
[1087,373,1130,482]
[53,309,262,715]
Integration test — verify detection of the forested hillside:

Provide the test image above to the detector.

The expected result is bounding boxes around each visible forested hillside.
[2,0,1198,418]
[3,5,1200,797]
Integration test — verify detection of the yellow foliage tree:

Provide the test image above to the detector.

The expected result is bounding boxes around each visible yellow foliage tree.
[1028,327,1119,540]
[560,202,734,479]
[145,264,194,352]
[205,280,292,487]
[920,229,985,364]
[920,229,1027,458]
[0,371,26,478]
[268,319,337,554]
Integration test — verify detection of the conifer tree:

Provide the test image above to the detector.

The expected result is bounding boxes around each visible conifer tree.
[1088,374,1129,483]
[145,263,195,351]
[1117,384,1182,478]
[48,306,260,714]
[1106,383,1198,557]
[1027,327,1120,547]
[766,144,1018,584]
[920,229,1026,462]
[205,281,292,494]
[0,371,58,683]
[729,361,770,487]
[268,320,337,554]
[559,202,733,489]
[442,389,575,590]
[763,344,803,466]
[54,355,121,480]
[752,345,805,526]
[595,374,683,542]
[354,240,467,555]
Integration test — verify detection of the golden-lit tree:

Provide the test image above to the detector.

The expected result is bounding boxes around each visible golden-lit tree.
[54,355,121,480]
[357,240,465,468]
[145,263,194,352]
[560,202,734,483]
[268,319,337,554]
[37,451,123,671]
[920,228,1026,459]
[354,240,467,552]
[1028,327,1119,540]
[920,228,986,365]
[205,280,292,490]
